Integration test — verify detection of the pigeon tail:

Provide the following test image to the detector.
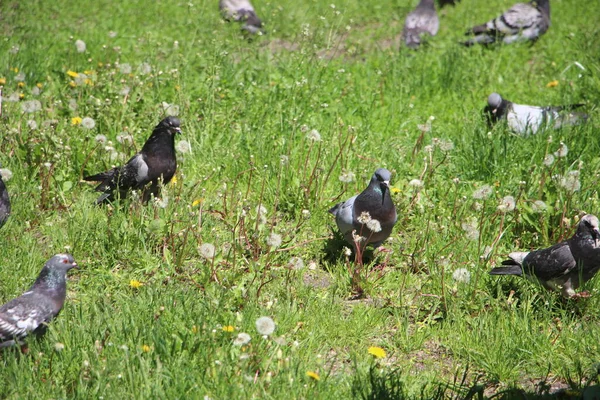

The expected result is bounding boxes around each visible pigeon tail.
[489,265,523,276]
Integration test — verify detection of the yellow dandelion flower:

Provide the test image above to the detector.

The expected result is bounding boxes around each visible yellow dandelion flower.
[222,325,235,332]
[11,67,18,73]
[84,78,93,86]
[69,81,76,88]
[192,198,203,207]
[391,187,401,194]
[66,70,79,78]
[368,346,386,359]
[141,344,151,352]
[36,83,43,88]
[129,279,143,289]
[84,70,93,75]
[192,325,199,334]
[0,78,6,85]
[175,85,181,91]
[171,175,178,184]
[546,80,559,88]
[19,93,24,99]
[71,117,82,125]
[148,82,153,87]
[17,82,25,88]
[306,371,320,381]
[98,62,103,67]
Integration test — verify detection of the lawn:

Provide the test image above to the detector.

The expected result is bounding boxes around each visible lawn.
[0,0,599,398]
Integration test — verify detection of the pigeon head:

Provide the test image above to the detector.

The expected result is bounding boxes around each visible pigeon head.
[371,168,392,200]
[34,254,77,289]
[577,214,600,244]
[488,93,503,111]
[157,116,182,136]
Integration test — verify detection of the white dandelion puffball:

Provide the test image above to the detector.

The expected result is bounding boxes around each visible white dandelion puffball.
[287,256,304,270]
[338,170,355,183]
[0,169,13,181]
[27,120,38,130]
[366,219,382,233]
[138,63,152,75]
[255,316,276,336]
[21,100,42,113]
[116,133,134,145]
[176,140,192,154]
[531,200,547,213]
[497,196,516,213]
[357,211,372,224]
[306,129,321,142]
[554,142,568,158]
[409,179,424,188]
[560,171,581,193]
[161,102,180,116]
[75,39,86,53]
[199,243,216,260]
[543,154,555,167]
[81,117,96,130]
[452,268,471,284]
[119,63,132,74]
[95,134,107,144]
[266,232,282,248]
[472,185,493,200]
[233,333,251,346]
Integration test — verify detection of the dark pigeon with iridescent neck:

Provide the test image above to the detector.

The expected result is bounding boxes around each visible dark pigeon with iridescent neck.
[0,175,10,228]
[329,168,397,252]
[490,214,600,298]
[84,116,181,204]
[462,0,550,46]
[0,254,77,348]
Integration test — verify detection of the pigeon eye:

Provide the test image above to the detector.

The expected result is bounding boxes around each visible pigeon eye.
[62,259,69,264]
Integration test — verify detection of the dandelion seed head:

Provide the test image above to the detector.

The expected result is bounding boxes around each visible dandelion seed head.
[161,102,179,116]
[301,209,311,219]
[108,31,117,38]
[343,247,352,257]
[176,140,192,154]
[0,169,14,181]
[338,170,355,183]
[95,134,107,144]
[27,120,38,130]
[452,268,471,284]
[233,332,251,346]
[554,142,568,158]
[531,200,547,213]
[138,63,152,75]
[266,232,282,248]
[497,195,516,213]
[54,342,65,352]
[287,256,304,270]
[560,171,581,192]
[119,63,132,74]
[21,100,42,113]
[31,86,41,96]
[543,154,555,167]
[81,117,96,129]
[199,243,216,259]
[472,185,493,200]
[461,220,479,241]
[409,179,424,188]
[75,39,86,53]
[280,155,289,165]
[357,211,372,224]
[438,140,454,152]
[116,133,133,144]
[366,218,382,233]
[306,129,321,142]
[255,316,276,336]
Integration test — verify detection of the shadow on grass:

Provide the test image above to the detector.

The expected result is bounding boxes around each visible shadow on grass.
[351,365,599,400]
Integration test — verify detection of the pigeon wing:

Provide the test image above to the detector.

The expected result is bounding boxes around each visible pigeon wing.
[0,292,55,343]
[522,242,577,282]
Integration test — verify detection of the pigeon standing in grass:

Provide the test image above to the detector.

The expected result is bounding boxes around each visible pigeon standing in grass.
[403,0,439,49]
[484,92,588,135]
[490,215,600,298]
[0,254,77,348]
[329,168,397,253]
[0,175,10,228]
[219,0,264,34]
[462,0,550,46]
[84,116,181,204]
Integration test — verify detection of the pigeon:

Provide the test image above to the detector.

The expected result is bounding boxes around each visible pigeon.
[219,0,264,34]
[402,0,439,49]
[484,92,588,135]
[462,0,550,46]
[438,0,459,6]
[84,116,181,204]
[329,168,397,253]
[0,174,10,228]
[490,214,600,298]
[0,254,77,348]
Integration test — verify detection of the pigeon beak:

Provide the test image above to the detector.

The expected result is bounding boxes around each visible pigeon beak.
[593,228,600,246]
[174,127,181,134]
[72,261,79,269]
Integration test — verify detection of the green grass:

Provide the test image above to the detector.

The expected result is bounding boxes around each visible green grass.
[1,0,600,397]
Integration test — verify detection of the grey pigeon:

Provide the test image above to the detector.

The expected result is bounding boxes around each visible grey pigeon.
[219,0,264,34]
[485,92,588,135]
[0,175,10,228]
[84,116,181,204]
[329,168,397,252]
[0,254,77,348]
[462,0,550,46]
[490,214,600,298]
[403,0,439,49]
